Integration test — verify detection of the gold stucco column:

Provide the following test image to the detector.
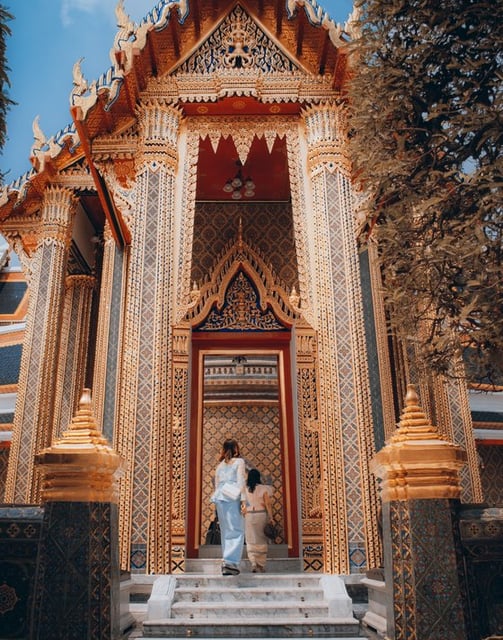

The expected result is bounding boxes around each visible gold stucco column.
[91,221,125,443]
[303,104,380,573]
[5,186,78,503]
[371,385,468,640]
[115,101,181,573]
[52,274,96,440]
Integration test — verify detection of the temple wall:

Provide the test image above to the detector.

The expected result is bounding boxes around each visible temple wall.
[478,444,503,505]
[192,201,298,292]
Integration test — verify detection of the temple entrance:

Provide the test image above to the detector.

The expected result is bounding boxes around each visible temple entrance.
[186,331,299,559]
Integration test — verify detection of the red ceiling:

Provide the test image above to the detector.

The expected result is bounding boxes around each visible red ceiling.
[191,98,295,201]
[196,133,290,201]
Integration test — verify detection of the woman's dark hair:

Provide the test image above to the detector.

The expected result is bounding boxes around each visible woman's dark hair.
[246,468,261,493]
[219,438,240,462]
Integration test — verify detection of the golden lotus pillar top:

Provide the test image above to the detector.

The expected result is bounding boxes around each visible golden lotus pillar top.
[35,389,122,503]
[371,384,467,501]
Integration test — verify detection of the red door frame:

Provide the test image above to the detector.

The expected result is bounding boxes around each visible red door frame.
[186,330,299,558]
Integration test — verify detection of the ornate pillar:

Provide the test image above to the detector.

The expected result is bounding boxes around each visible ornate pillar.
[303,104,380,573]
[91,221,125,443]
[33,389,122,640]
[432,371,483,503]
[53,274,96,439]
[371,385,468,640]
[5,186,77,503]
[115,101,181,573]
[294,321,324,571]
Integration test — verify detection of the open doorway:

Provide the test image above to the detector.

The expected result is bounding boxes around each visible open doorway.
[186,332,299,559]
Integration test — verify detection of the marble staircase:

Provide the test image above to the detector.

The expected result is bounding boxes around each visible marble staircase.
[128,562,363,638]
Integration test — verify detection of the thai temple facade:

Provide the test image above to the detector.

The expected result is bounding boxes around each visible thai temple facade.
[0,1,501,638]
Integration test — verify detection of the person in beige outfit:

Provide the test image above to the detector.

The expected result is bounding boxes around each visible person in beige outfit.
[244,468,274,573]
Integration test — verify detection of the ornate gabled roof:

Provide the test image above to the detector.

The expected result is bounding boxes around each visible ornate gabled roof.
[0,0,356,228]
[71,0,354,136]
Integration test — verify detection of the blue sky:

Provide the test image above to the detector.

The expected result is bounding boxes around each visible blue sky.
[1,0,354,182]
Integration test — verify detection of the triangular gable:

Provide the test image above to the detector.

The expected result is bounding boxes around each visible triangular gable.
[195,269,288,332]
[174,4,302,75]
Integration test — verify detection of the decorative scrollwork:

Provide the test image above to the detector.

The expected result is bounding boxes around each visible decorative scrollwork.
[196,270,286,332]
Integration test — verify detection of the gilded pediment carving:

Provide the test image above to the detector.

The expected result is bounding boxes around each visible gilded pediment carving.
[187,230,300,330]
[195,270,286,332]
[152,3,336,105]
[176,4,299,75]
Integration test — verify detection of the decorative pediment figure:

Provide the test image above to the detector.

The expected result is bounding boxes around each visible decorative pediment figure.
[175,4,300,75]
[187,233,300,330]
[195,269,286,331]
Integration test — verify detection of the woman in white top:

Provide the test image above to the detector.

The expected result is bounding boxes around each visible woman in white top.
[244,468,274,573]
[210,438,247,575]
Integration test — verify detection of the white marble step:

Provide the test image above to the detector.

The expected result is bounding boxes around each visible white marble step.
[173,573,323,588]
[185,557,302,573]
[142,617,361,638]
[171,600,331,619]
[175,585,324,602]
[138,572,361,638]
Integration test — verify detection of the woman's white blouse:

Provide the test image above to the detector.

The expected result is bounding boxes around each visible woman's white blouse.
[211,457,247,502]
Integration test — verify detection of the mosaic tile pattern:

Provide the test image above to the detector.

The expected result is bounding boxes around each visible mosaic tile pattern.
[0,506,43,639]
[7,247,65,502]
[5,189,78,504]
[131,543,147,572]
[359,249,386,451]
[458,506,503,638]
[201,403,284,544]
[387,499,467,640]
[192,202,298,293]
[53,276,94,439]
[327,171,374,560]
[131,170,161,548]
[302,104,382,572]
[103,246,124,442]
[116,149,179,572]
[434,375,483,502]
[478,444,503,506]
[32,501,118,639]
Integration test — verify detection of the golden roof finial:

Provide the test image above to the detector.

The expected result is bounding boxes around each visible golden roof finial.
[390,383,439,443]
[35,388,122,503]
[58,387,109,446]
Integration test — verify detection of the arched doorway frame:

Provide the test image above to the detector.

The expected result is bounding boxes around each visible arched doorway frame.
[181,234,306,561]
[187,330,298,559]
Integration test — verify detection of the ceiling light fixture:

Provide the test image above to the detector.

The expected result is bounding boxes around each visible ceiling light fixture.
[223,160,255,200]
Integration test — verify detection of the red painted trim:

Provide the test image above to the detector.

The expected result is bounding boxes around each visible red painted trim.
[187,331,300,559]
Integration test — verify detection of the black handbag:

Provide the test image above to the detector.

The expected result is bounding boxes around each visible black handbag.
[205,514,221,545]
[263,521,279,541]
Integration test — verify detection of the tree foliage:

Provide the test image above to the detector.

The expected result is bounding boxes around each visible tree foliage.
[347,0,503,382]
[0,5,13,159]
